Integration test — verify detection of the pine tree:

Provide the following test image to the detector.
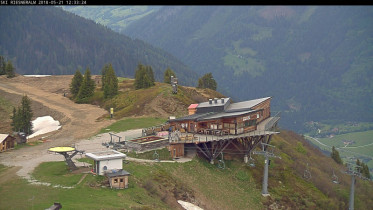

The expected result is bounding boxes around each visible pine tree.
[362,164,371,179]
[5,60,16,78]
[76,68,95,102]
[11,107,21,132]
[357,159,371,179]
[103,63,118,99]
[101,64,109,90]
[134,63,144,89]
[11,95,33,135]
[331,146,342,164]
[146,65,155,86]
[20,95,33,134]
[163,67,176,84]
[197,72,217,90]
[134,63,155,89]
[0,55,5,75]
[69,69,83,98]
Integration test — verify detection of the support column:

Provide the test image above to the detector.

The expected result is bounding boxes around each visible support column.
[349,175,355,210]
[262,155,269,196]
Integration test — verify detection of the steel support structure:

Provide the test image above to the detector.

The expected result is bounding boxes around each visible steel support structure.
[253,140,281,197]
[345,161,363,210]
[195,139,232,164]
[58,150,83,171]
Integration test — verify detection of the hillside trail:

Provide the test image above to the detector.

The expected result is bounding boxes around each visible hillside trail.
[0,75,113,179]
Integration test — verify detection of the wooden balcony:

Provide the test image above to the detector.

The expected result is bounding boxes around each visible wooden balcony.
[169,116,280,144]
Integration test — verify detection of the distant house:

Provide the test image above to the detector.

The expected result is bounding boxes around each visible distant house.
[0,134,16,152]
[106,169,130,189]
[94,75,102,86]
[85,150,126,176]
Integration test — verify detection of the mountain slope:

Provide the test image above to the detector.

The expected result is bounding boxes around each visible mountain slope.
[124,6,373,132]
[0,75,372,209]
[0,6,197,86]
[60,6,161,33]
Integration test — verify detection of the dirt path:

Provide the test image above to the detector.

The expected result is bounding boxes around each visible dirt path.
[0,75,113,179]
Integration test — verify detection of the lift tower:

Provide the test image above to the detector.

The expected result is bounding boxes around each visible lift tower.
[345,160,362,210]
[253,142,281,196]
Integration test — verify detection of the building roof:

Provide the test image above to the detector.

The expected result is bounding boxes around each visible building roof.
[169,112,216,122]
[196,97,231,108]
[85,150,126,161]
[188,104,198,109]
[197,110,257,121]
[0,134,10,144]
[170,96,271,123]
[106,169,131,177]
[226,97,271,112]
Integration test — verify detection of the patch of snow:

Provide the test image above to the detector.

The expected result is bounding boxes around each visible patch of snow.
[177,200,203,210]
[27,116,61,139]
[24,75,51,77]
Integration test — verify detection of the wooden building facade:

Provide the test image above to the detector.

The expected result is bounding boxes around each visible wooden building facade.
[168,143,184,159]
[106,169,130,189]
[169,97,272,136]
[0,134,15,152]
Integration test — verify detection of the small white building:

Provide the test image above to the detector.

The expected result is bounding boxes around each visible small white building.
[85,150,126,175]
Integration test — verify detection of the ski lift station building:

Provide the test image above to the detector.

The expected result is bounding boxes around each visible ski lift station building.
[85,150,126,175]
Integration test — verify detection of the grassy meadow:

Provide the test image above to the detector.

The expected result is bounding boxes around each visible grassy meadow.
[305,130,373,170]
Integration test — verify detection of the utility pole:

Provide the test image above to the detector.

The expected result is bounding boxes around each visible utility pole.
[345,160,362,210]
[253,142,281,196]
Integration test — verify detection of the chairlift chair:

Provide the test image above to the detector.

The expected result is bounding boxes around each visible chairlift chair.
[248,152,256,167]
[153,150,160,162]
[332,169,339,184]
[217,152,225,169]
[303,163,312,180]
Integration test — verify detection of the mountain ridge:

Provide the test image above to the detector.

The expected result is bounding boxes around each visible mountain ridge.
[123,6,373,132]
[0,6,198,86]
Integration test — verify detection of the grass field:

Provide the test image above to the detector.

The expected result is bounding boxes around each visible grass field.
[0,95,14,133]
[99,117,167,134]
[305,130,373,171]
[0,157,264,210]
[0,163,168,209]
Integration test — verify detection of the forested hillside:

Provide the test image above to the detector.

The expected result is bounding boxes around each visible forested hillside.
[61,6,161,33]
[0,6,197,86]
[124,6,373,132]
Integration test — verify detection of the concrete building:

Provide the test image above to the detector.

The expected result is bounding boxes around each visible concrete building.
[85,150,126,176]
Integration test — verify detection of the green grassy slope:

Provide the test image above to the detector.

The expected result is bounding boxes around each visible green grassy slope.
[305,130,373,172]
[61,6,161,32]
[1,129,372,209]
[90,78,226,120]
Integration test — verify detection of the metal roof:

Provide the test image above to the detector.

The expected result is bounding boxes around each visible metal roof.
[226,97,271,112]
[170,96,271,123]
[85,150,126,161]
[106,169,131,177]
[196,97,231,108]
[0,134,10,144]
[169,112,217,122]
[188,104,198,109]
[196,110,256,121]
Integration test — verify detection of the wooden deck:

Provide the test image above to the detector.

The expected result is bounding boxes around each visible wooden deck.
[170,116,280,144]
